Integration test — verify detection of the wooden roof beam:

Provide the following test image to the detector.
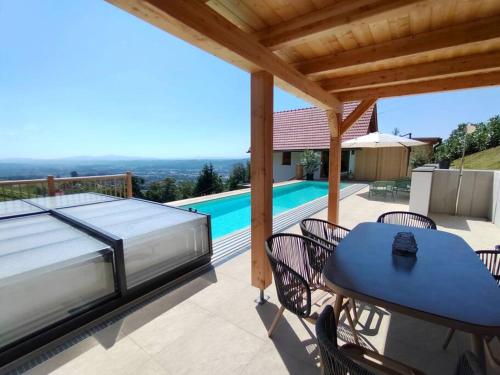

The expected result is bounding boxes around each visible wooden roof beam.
[296,16,500,75]
[340,99,377,135]
[257,0,425,51]
[337,71,500,101]
[108,0,341,111]
[321,51,500,92]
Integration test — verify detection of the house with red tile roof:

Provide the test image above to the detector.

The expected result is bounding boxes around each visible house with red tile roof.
[273,102,377,182]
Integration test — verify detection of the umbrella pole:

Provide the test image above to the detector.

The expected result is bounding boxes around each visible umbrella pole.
[405,146,411,176]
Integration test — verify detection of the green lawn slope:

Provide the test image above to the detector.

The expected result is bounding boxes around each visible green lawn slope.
[451,146,500,170]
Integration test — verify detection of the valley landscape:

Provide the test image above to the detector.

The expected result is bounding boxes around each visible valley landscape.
[0,156,248,182]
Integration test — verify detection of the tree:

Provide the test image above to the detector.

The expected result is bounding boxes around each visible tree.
[410,148,431,169]
[392,127,400,135]
[70,171,78,177]
[145,177,180,202]
[245,160,251,182]
[194,163,224,196]
[131,176,145,198]
[227,163,248,190]
[177,180,195,199]
[300,149,320,180]
[434,115,500,162]
[488,115,500,148]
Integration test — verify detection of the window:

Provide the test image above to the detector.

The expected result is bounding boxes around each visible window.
[282,152,291,166]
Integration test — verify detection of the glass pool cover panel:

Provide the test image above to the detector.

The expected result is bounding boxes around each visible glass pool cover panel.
[25,193,119,209]
[0,200,44,218]
[0,214,115,348]
[60,200,210,288]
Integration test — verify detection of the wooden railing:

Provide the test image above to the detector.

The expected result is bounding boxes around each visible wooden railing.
[0,172,133,202]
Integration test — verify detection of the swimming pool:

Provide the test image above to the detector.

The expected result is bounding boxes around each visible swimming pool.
[182,181,349,239]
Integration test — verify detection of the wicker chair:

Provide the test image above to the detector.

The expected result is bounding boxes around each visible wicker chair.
[300,218,351,248]
[377,211,437,230]
[300,218,359,324]
[265,233,357,342]
[316,305,425,375]
[476,250,500,286]
[455,351,485,375]
[443,248,500,350]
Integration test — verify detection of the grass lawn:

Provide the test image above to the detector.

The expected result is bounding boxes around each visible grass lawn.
[451,146,500,170]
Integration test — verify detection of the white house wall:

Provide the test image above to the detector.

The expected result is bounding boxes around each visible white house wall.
[273,151,302,182]
[273,151,322,182]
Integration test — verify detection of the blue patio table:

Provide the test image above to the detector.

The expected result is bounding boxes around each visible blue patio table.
[322,222,500,367]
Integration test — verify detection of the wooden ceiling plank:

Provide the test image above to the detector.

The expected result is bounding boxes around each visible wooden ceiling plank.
[107,0,341,111]
[295,15,500,75]
[321,51,500,91]
[340,99,377,135]
[211,0,269,31]
[207,0,255,32]
[257,0,427,50]
[337,71,500,100]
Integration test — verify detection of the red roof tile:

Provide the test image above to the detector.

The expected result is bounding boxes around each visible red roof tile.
[273,101,377,151]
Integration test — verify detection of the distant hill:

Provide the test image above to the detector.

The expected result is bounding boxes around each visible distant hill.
[0,158,249,182]
[451,146,500,170]
[1,155,159,163]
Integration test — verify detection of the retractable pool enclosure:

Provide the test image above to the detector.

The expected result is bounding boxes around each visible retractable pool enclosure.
[0,193,212,367]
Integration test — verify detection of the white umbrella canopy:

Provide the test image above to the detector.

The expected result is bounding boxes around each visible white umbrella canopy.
[341,132,426,148]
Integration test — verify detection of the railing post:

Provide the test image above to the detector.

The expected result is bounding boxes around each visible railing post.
[47,175,56,196]
[125,171,133,198]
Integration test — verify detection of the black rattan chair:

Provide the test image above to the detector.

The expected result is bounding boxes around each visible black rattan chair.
[377,211,437,230]
[300,218,359,323]
[300,218,351,248]
[476,250,500,286]
[455,351,485,375]
[265,233,357,341]
[316,305,425,375]
[443,248,500,350]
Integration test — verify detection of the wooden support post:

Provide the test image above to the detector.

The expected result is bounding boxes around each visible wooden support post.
[125,171,133,198]
[47,175,56,197]
[251,71,273,293]
[327,109,342,224]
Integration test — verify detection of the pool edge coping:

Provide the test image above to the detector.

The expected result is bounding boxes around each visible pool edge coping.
[166,179,302,207]
[211,182,367,244]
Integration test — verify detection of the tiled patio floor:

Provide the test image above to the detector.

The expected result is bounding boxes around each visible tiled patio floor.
[24,188,500,375]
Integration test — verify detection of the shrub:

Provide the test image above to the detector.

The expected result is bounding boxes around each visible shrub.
[410,147,431,169]
[300,149,320,179]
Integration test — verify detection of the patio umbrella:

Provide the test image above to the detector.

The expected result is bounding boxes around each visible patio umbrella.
[342,132,426,148]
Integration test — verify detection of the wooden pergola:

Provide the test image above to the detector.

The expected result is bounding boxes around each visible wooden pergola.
[107,0,500,296]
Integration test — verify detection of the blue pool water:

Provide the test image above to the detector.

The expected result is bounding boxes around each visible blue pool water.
[182,181,349,239]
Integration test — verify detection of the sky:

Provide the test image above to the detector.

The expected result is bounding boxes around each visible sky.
[1,1,499,160]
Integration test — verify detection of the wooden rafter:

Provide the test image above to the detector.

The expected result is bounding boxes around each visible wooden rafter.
[321,51,500,92]
[337,71,500,101]
[107,0,341,111]
[257,0,425,51]
[295,16,500,76]
[340,99,377,135]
